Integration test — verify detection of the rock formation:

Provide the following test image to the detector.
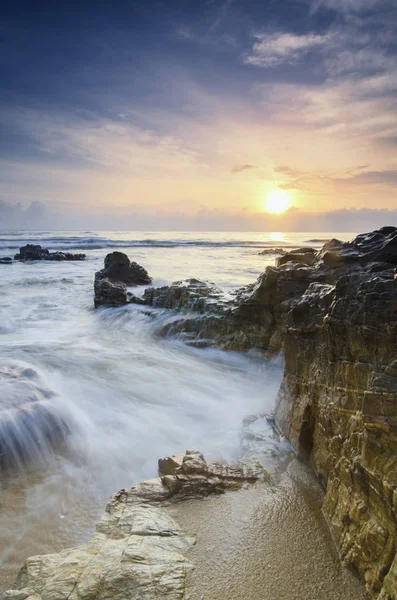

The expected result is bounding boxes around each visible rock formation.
[2,451,261,600]
[124,226,397,598]
[14,245,86,261]
[89,227,397,597]
[94,252,152,307]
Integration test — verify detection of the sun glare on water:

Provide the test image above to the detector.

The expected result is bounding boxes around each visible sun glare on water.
[265,190,292,214]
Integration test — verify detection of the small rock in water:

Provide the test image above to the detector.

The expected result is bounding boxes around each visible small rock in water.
[94,251,152,307]
[14,244,85,261]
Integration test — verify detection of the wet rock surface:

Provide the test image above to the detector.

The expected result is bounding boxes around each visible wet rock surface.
[136,278,229,314]
[94,252,152,307]
[14,245,86,261]
[2,451,260,600]
[273,229,397,598]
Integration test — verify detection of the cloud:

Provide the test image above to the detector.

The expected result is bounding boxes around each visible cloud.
[244,32,330,68]
[2,200,397,233]
[333,169,397,186]
[310,0,391,13]
[0,200,46,229]
[274,164,397,195]
[231,164,257,173]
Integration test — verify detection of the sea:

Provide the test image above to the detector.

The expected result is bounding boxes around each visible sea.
[0,230,355,589]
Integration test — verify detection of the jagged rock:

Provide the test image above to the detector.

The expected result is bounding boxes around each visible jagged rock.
[14,245,85,261]
[94,275,128,308]
[138,279,227,314]
[316,227,397,267]
[101,251,152,286]
[2,451,261,600]
[276,248,317,267]
[94,252,152,307]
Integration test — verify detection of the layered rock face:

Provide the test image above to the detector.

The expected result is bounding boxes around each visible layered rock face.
[2,451,260,600]
[94,252,152,307]
[274,229,397,599]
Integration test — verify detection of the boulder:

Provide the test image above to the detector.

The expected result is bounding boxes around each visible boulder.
[276,248,317,267]
[14,245,85,261]
[2,451,261,600]
[101,251,152,286]
[94,275,128,308]
[94,252,152,307]
[0,256,13,264]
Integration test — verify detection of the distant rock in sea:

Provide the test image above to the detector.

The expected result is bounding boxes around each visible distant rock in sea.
[14,244,86,261]
[258,247,285,255]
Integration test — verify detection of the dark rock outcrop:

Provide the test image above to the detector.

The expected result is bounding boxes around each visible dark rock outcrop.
[0,256,12,264]
[139,279,228,314]
[101,251,152,286]
[94,252,152,307]
[276,247,317,267]
[14,245,86,261]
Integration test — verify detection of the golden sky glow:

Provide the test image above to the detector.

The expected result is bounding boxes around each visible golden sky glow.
[1,0,396,230]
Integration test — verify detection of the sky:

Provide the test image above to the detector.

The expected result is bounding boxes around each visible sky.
[1,0,397,230]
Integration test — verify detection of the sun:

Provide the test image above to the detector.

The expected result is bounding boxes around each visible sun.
[265,189,292,214]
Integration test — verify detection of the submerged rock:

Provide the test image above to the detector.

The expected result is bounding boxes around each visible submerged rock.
[2,451,261,600]
[94,252,152,307]
[14,244,86,261]
[258,247,285,256]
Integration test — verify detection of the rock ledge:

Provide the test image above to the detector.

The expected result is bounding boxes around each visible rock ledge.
[2,451,261,600]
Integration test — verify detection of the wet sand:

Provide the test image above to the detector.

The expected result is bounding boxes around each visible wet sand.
[169,458,367,600]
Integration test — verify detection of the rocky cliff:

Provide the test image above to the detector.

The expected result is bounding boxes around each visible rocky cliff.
[275,231,397,599]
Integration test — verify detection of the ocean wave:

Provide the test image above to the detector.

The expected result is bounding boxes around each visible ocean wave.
[0,235,300,251]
